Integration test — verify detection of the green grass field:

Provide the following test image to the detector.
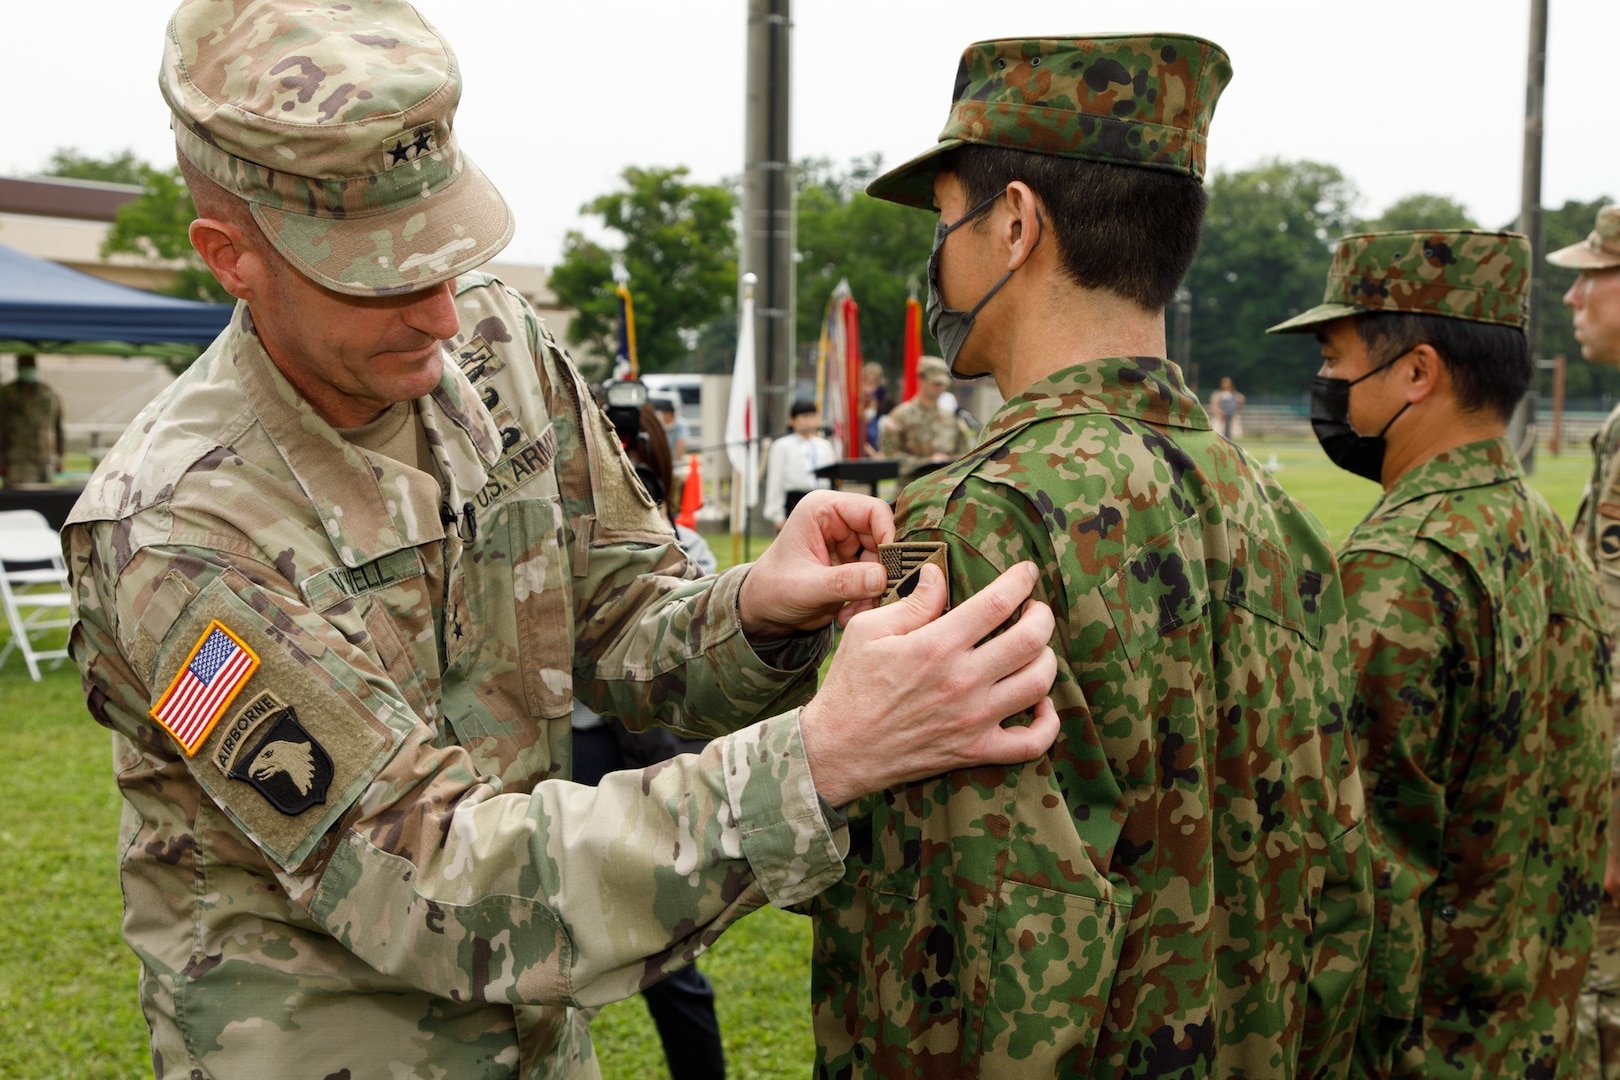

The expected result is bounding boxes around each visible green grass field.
[0,436,1593,1078]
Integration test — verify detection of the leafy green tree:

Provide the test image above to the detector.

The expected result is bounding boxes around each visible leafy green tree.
[548,166,737,375]
[42,147,150,187]
[794,155,936,387]
[1364,193,1480,232]
[1182,159,1362,396]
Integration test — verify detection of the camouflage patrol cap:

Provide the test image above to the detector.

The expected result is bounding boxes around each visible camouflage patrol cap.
[1267,229,1531,334]
[868,34,1232,209]
[918,355,951,383]
[1546,205,1620,270]
[161,0,513,297]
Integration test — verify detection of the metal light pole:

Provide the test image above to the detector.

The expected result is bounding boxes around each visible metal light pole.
[742,0,795,443]
[1509,0,1548,470]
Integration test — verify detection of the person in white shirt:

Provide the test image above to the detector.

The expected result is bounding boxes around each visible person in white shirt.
[765,400,837,531]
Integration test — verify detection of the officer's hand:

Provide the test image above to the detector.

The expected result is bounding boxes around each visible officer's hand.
[799,561,1059,808]
[737,490,893,639]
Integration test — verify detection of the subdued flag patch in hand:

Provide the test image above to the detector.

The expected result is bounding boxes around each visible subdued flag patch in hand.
[879,542,950,608]
[150,620,260,756]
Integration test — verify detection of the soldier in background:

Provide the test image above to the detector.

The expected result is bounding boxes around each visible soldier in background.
[62,3,1063,1077]
[1548,204,1620,1077]
[1270,229,1610,1075]
[810,34,1370,1077]
[0,354,64,485]
[879,354,975,485]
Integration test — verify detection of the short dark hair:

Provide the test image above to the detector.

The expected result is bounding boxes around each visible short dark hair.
[1354,313,1530,421]
[789,399,820,418]
[943,146,1208,313]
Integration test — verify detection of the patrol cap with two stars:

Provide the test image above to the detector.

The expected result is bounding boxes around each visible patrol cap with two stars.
[1547,205,1620,271]
[1267,230,1532,334]
[161,0,513,297]
[867,33,1234,209]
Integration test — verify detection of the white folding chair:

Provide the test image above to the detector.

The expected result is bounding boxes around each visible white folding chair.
[0,510,73,681]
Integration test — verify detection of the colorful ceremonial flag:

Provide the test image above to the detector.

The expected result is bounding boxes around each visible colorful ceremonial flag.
[815,279,855,459]
[615,282,639,379]
[150,621,260,756]
[902,280,923,403]
[725,275,759,516]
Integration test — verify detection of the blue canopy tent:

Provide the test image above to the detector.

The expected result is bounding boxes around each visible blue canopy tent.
[0,241,231,358]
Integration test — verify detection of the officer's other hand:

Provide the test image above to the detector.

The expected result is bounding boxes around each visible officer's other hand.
[737,490,894,639]
[799,561,1058,809]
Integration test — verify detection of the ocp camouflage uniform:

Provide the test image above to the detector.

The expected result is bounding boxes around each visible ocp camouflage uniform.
[0,374,64,484]
[1337,437,1609,1076]
[880,397,976,484]
[66,275,846,1079]
[1555,204,1620,1079]
[810,356,1371,1077]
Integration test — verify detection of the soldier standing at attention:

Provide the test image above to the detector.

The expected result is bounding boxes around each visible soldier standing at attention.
[63,2,1064,1077]
[1269,229,1611,1076]
[808,34,1371,1078]
[879,354,975,485]
[1548,204,1620,1077]
[0,354,65,485]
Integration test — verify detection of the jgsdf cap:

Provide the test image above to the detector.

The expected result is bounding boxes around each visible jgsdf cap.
[162,0,513,297]
[867,34,1233,209]
[1267,230,1531,334]
[1546,205,1620,270]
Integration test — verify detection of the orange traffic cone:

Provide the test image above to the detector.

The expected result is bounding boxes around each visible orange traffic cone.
[676,453,702,529]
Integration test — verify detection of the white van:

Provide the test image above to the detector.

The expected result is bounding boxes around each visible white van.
[640,373,704,447]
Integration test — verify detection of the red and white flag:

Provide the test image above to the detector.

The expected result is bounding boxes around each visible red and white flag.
[151,621,260,756]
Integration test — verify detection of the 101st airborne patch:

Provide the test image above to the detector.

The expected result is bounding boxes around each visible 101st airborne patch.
[879,542,949,608]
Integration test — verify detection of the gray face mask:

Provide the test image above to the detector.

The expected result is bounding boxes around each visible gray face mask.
[926,192,1041,376]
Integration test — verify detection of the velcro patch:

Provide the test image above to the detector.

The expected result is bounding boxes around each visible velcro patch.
[150,620,260,756]
[228,705,335,817]
[879,542,950,608]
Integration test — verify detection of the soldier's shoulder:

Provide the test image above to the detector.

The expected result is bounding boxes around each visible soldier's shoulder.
[69,357,246,527]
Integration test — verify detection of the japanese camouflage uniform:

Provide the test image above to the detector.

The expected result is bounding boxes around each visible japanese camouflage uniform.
[1272,229,1612,1075]
[880,358,976,484]
[65,3,847,1077]
[1550,204,1620,1078]
[0,370,64,484]
[809,35,1372,1078]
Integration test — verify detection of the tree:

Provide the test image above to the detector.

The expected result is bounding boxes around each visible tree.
[1182,159,1362,396]
[547,166,737,375]
[42,147,150,187]
[793,155,936,389]
[1364,193,1480,232]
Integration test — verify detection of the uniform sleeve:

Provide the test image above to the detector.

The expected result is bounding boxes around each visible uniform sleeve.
[67,530,847,1013]
[515,292,831,739]
[1338,542,1484,1063]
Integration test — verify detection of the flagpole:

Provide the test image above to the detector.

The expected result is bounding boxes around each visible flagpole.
[726,273,761,564]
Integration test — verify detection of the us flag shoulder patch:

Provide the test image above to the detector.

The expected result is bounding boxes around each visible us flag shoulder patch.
[150,620,260,757]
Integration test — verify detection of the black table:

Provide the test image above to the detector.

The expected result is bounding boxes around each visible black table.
[816,458,901,498]
[0,484,85,530]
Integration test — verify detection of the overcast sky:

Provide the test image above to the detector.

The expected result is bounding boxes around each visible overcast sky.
[6,1,1614,268]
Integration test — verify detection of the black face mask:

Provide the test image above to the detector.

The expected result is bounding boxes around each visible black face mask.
[1310,357,1410,483]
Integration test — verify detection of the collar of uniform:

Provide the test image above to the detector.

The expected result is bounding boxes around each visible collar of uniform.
[977,355,1208,445]
[418,349,502,498]
[1371,435,1523,516]
[232,320,453,568]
